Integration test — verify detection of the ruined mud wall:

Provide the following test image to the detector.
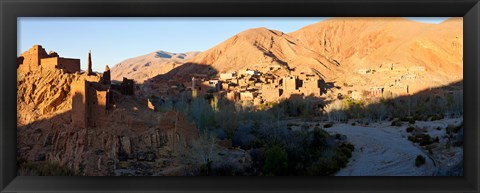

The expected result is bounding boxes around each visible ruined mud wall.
[41,57,81,73]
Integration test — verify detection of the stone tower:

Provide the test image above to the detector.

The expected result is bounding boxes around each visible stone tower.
[103,65,111,85]
[86,50,93,75]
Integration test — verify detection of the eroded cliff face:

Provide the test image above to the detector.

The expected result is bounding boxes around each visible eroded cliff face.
[17,68,77,126]
[17,67,226,176]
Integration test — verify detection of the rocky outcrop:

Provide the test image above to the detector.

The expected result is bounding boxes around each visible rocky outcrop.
[17,67,78,126]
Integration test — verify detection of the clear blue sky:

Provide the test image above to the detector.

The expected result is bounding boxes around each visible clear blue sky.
[18,17,450,72]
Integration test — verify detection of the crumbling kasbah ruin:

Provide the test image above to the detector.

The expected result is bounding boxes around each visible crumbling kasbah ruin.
[17,45,206,176]
[70,51,136,129]
[17,45,135,129]
[71,50,113,129]
[17,45,80,73]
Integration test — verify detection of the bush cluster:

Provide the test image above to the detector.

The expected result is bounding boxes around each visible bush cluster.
[446,124,462,134]
[408,134,438,146]
[430,114,444,121]
[391,120,403,127]
[415,155,426,167]
[406,126,415,133]
[245,127,355,176]
[18,160,77,176]
[323,122,333,128]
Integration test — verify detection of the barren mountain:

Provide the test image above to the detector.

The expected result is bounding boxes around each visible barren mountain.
[288,17,463,82]
[161,17,462,88]
[180,27,340,78]
[111,50,200,82]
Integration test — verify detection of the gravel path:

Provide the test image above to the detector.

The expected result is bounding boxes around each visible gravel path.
[324,123,436,176]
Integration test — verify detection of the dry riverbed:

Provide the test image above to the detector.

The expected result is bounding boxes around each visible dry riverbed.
[322,118,463,176]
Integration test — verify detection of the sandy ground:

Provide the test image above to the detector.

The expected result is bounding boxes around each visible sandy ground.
[323,120,454,176]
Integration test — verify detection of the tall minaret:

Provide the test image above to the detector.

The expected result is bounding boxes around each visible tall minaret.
[86,50,93,75]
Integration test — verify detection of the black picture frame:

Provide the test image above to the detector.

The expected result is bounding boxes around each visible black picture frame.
[1,0,479,192]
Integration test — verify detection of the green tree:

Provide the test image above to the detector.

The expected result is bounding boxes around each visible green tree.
[263,144,288,175]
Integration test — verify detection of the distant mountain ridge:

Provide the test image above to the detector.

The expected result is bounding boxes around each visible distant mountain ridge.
[111,50,200,82]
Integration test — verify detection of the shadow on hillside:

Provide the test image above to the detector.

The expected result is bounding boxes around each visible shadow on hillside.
[145,62,219,82]
[325,80,463,122]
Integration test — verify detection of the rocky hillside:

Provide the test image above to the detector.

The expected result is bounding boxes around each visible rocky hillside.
[17,66,249,176]
[110,50,200,82]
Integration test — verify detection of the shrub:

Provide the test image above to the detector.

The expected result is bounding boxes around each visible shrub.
[430,114,444,121]
[446,124,462,134]
[391,120,403,127]
[212,162,243,176]
[263,144,288,176]
[287,123,298,127]
[18,161,77,176]
[406,126,415,133]
[284,128,354,176]
[408,135,416,142]
[340,147,352,158]
[323,123,333,128]
[335,133,342,140]
[232,124,256,149]
[340,143,355,151]
[453,129,464,147]
[414,114,428,121]
[335,150,349,168]
[307,158,340,176]
[408,134,434,146]
[399,117,416,124]
[418,134,433,146]
[408,119,416,124]
[415,155,426,167]
[414,134,433,146]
